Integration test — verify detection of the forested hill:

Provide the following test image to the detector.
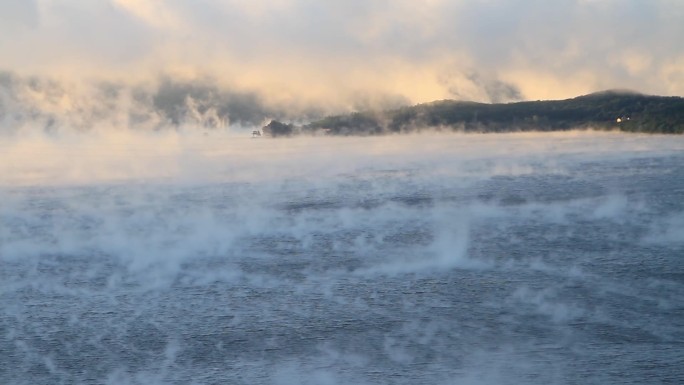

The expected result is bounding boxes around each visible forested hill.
[286,91,684,136]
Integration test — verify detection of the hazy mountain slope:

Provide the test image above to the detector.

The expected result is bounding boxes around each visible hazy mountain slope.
[302,91,684,135]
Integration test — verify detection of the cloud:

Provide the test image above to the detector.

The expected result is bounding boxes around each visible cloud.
[0,71,330,133]
[111,0,184,30]
[0,0,39,29]
[0,0,682,119]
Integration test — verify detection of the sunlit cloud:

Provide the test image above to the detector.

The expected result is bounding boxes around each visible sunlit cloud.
[0,0,682,125]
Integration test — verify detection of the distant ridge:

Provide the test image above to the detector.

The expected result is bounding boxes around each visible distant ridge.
[265,91,684,135]
[578,89,643,96]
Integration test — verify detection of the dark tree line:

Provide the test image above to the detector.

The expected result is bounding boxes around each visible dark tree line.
[293,91,684,135]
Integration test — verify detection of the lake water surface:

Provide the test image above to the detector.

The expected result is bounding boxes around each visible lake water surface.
[2,131,683,384]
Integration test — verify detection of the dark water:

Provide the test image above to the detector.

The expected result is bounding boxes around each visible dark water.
[1,134,683,384]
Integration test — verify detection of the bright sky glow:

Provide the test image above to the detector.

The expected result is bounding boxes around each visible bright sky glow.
[1,0,682,113]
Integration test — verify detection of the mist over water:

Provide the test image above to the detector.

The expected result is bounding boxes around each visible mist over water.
[1,131,683,384]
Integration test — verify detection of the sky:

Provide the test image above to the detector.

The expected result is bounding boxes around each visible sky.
[1,0,683,127]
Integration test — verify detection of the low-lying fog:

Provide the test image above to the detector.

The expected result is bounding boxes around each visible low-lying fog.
[2,130,683,384]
